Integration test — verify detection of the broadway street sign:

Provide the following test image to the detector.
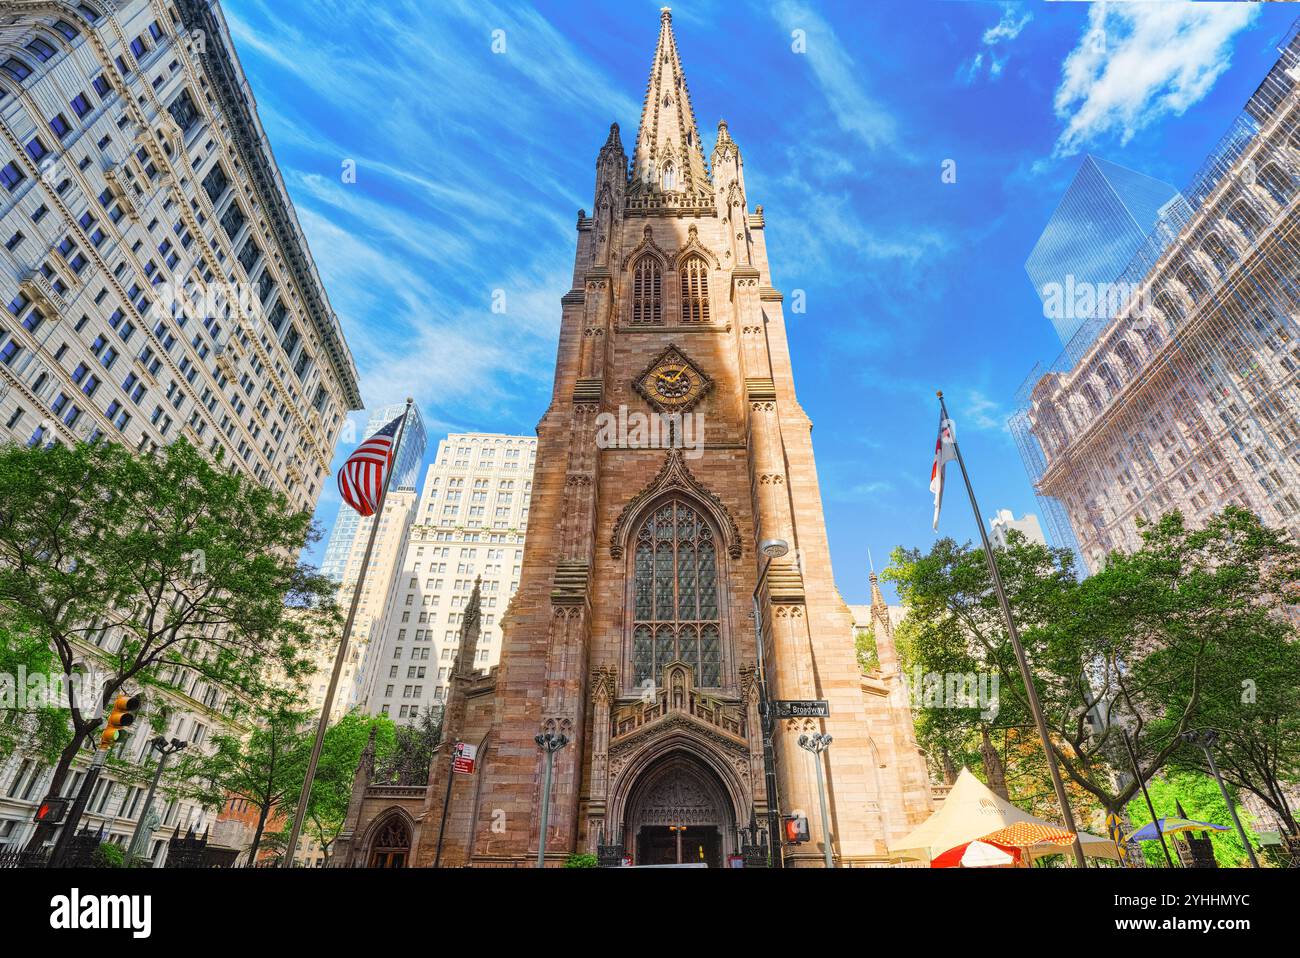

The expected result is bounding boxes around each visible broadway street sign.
[774,700,830,719]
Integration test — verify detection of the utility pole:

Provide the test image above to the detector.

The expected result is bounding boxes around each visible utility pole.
[937,391,1087,868]
[1182,728,1259,868]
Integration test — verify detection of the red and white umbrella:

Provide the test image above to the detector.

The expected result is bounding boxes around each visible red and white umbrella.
[931,839,1021,868]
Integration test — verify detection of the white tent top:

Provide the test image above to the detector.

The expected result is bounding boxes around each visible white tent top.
[889,768,1121,863]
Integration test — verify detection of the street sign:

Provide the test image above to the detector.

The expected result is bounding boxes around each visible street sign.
[452,741,476,774]
[774,699,830,718]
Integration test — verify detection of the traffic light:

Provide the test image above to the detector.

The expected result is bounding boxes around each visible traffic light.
[99,693,144,750]
[783,815,810,845]
[33,797,68,824]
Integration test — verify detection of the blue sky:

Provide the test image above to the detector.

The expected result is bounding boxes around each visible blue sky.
[223,0,1295,603]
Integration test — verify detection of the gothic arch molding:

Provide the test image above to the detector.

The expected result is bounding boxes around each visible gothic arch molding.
[673,224,721,271]
[359,806,416,867]
[625,224,671,273]
[609,449,742,560]
[607,733,750,841]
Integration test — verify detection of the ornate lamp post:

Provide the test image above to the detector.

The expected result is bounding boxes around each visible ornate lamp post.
[534,731,569,868]
[127,736,187,863]
[752,537,789,868]
[798,732,835,869]
[1180,728,1259,868]
[738,808,770,868]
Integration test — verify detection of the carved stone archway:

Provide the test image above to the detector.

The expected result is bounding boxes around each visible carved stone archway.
[617,749,740,867]
[364,809,413,868]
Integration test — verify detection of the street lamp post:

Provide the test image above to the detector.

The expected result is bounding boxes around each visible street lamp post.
[534,731,569,868]
[798,733,835,868]
[126,737,187,862]
[1181,728,1259,868]
[752,537,789,869]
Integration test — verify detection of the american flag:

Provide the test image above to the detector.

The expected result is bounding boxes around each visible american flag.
[337,414,403,517]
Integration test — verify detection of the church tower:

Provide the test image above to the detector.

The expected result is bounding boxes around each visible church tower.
[417,7,931,867]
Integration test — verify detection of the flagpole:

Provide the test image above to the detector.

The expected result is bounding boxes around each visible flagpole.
[282,397,414,867]
[936,390,1087,869]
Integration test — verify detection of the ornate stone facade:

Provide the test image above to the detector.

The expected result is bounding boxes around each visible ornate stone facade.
[337,7,931,868]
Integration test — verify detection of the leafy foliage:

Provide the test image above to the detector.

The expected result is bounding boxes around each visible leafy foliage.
[888,508,1300,827]
[0,439,334,847]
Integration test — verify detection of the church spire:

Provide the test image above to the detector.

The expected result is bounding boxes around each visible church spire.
[629,8,710,198]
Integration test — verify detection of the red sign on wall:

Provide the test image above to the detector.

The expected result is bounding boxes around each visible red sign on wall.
[452,741,477,774]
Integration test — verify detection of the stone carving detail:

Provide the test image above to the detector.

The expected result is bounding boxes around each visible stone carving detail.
[634,774,721,826]
[625,224,671,271]
[610,448,742,559]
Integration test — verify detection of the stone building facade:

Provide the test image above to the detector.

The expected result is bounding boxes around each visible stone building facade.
[335,8,930,868]
[0,0,359,858]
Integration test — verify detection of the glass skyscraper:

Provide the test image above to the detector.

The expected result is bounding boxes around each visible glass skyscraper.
[1025,155,1182,349]
[320,402,427,583]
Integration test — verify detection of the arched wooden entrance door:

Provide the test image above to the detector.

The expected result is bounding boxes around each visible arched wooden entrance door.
[623,752,735,867]
[367,814,411,868]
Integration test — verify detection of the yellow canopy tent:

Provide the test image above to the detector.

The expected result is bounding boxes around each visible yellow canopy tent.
[889,768,1121,864]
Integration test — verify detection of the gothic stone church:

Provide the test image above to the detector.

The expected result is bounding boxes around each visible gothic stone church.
[334,8,932,868]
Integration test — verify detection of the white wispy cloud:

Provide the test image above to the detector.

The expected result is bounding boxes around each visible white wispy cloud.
[963,389,1010,433]
[1053,1,1260,156]
[958,2,1032,85]
[771,1,903,152]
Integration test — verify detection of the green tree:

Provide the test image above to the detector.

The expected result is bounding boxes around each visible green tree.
[1159,622,1300,835]
[887,509,1300,823]
[375,706,442,785]
[176,689,312,864]
[1125,771,1263,868]
[301,712,397,864]
[0,439,332,850]
[0,624,70,762]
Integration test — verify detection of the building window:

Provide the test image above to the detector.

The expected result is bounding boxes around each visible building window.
[628,498,723,689]
[661,162,676,191]
[201,163,229,204]
[167,89,201,134]
[680,254,710,323]
[631,255,662,325]
[26,37,58,62]
[2,57,33,81]
[0,161,24,191]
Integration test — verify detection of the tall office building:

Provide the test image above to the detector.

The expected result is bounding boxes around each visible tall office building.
[320,402,427,584]
[1025,155,1182,350]
[1012,24,1300,574]
[0,1,360,861]
[359,432,536,724]
[988,510,1046,550]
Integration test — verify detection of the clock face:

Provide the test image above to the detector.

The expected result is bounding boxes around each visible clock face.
[646,360,702,408]
[653,364,693,401]
[634,345,712,413]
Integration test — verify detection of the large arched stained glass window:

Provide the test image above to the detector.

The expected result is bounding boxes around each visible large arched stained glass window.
[631,499,721,689]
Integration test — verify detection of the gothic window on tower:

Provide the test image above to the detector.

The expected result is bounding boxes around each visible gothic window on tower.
[631,255,662,325]
[630,498,722,690]
[680,254,710,323]
[661,162,676,191]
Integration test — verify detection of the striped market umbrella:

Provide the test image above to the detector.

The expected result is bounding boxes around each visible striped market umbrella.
[980,822,1077,848]
[1130,817,1229,842]
[931,840,1022,868]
